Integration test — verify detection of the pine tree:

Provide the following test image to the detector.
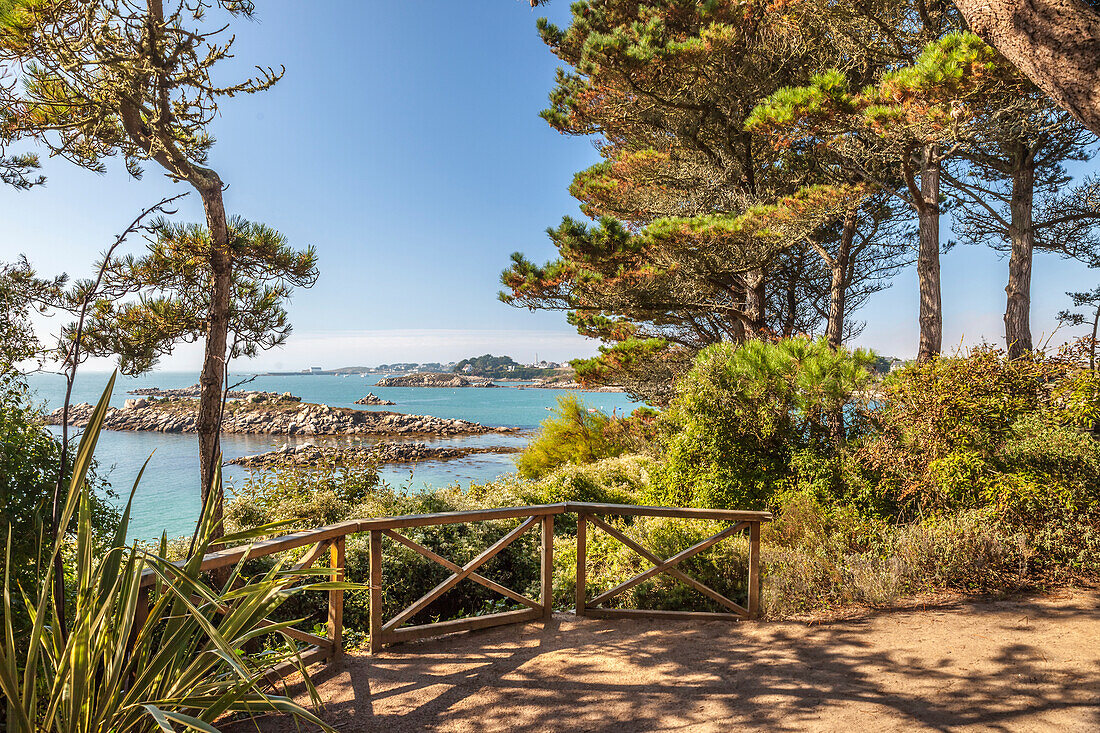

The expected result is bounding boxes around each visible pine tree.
[948,106,1097,358]
[5,0,282,537]
[505,0,920,396]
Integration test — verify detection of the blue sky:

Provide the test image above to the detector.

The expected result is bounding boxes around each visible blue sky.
[2,1,1097,371]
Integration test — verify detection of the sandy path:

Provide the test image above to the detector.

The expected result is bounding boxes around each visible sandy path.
[228,590,1100,732]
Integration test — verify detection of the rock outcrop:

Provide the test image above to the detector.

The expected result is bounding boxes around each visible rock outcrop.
[225,441,519,468]
[355,392,395,405]
[515,379,626,392]
[128,384,297,401]
[47,399,515,437]
[374,373,499,388]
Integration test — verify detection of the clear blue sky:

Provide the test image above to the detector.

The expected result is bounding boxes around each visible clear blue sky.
[2,1,1097,371]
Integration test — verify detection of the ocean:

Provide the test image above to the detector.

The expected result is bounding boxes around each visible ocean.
[24,371,637,541]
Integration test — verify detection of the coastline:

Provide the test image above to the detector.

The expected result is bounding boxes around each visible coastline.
[226,441,521,469]
[46,398,518,437]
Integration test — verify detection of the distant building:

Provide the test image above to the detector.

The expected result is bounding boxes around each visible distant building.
[310,366,323,373]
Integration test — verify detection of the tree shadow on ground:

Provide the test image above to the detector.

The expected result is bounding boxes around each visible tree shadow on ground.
[225,592,1100,732]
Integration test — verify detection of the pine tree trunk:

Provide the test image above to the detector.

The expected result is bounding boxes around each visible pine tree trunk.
[195,173,230,542]
[1005,153,1035,359]
[916,145,943,364]
[1091,304,1098,372]
[827,212,857,350]
[744,267,766,336]
[954,0,1100,136]
[783,271,797,337]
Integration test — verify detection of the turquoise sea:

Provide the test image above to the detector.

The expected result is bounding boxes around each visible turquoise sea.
[25,371,637,541]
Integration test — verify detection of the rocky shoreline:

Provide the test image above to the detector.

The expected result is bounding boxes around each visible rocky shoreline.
[374,373,499,388]
[226,441,520,469]
[127,384,293,401]
[517,379,626,392]
[47,399,516,437]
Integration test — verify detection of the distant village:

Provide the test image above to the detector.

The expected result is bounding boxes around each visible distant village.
[261,355,564,377]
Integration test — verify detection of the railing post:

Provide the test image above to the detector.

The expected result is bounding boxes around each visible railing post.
[748,520,761,618]
[328,536,345,660]
[575,513,586,617]
[541,513,554,621]
[369,529,383,654]
[128,584,150,658]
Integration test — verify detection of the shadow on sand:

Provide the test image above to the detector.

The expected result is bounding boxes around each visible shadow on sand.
[225,592,1100,732]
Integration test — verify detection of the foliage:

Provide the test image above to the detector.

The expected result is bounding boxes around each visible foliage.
[0,258,65,375]
[650,337,875,510]
[76,217,318,375]
[451,354,558,379]
[227,453,387,532]
[861,345,1100,519]
[0,391,119,638]
[0,376,338,732]
[502,0,924,396]
[517,394,622,479]
[3,0,281,181]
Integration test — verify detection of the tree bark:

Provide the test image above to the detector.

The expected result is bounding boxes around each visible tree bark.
[826,212,857,350]
[783,265,798,337]
[916,145,943,364]
[1090,304,1098,372]
[194,173,230,542]
[744,268,767,336]
[1004,148,1035,359]
[954,0,1100,136]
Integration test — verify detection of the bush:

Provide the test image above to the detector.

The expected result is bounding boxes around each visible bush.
[1,389,118,632]
[650,337,874,510]
[226,453,389,531]
[862,346,1100,520]
[516,394,627,478]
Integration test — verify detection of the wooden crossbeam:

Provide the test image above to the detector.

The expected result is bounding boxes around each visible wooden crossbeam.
[382,529,540,610]
[586,516,749,617]
[291,539,333,574]
[382,516,540,632]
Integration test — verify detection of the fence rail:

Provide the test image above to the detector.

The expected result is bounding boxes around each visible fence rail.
[137,502,770,672]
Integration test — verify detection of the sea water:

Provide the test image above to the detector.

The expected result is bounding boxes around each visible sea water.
[24,371,637,540]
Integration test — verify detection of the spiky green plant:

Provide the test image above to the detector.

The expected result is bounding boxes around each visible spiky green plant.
[1,374,341,732]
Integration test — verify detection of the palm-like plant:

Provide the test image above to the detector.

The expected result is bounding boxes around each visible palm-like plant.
[1,374,339,732]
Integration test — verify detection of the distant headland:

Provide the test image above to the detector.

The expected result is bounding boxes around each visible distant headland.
[260,354,568,380]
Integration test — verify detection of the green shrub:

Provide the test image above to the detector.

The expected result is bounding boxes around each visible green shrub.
[650,337,874,510]
[1,390,118,634]
[516,394,625,478]
[226,453,389,531]
[863,346,1100,520]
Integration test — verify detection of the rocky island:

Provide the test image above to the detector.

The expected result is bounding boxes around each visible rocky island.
[374,372,499,388]
[226,441,520,469]
[48,392,515,437]
[354,392,395,405]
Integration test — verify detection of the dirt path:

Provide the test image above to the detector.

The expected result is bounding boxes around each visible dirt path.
[230,590,1100,732]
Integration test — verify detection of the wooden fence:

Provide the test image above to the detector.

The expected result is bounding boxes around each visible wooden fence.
[138,502,770,670]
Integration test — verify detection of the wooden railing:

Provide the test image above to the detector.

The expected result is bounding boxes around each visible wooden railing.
[138,502,770,670]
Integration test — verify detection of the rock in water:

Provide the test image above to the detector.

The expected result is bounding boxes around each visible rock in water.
[355,392,396,405]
